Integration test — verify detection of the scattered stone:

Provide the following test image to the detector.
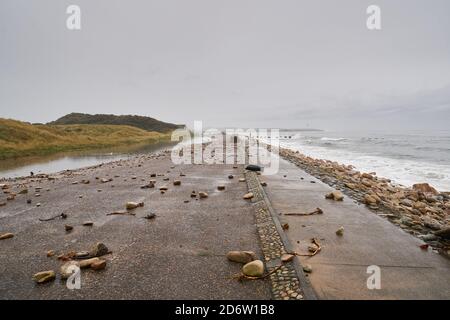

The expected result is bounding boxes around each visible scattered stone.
[173,180,181,186]
[239,178,246,182]
[190,191,197,198]
[0,233,14,240]
[226,251,257,264]
[260,182,267,187]
[18,189,28,194]
[57,251,76,261]
[336,226,344,236]
[303,264,313,273]
[36,203,41,207]
[400,199,414,207]
[242,260,264,277]
[89,242,109,257]
[228,175,234,179]
[364,194,378,205]
[65,225,74,232]
[419,244,429,250]
[199,192,208,199]
[126,202,144,210]
[159,186,168,191]
[32,270,56,284]
[282,223,289,230]
[217,185,225,191]
[79,257,101,268]
[325,191,344,201]
[361,173,374,180]
[0,202,6,206]
[46,250,55,257]
[281,254,294,263]
[60,261,80,279]
[82,221,94,226]
[91,259,107,270]
[243,192,254,200]
[144,213,156,220]
[140,182,155,189]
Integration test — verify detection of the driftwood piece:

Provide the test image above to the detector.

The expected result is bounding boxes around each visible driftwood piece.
[284,208,323,216]
[39,213,67,221]
[107,210,136,216]
[287,238,322,257]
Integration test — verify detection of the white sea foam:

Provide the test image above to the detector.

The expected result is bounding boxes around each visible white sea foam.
[279,135,450,192]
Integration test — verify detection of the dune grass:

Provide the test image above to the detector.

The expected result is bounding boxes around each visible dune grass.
[0,118,172,160]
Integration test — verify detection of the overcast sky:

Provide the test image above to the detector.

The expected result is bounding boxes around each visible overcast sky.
[1,0,449,131]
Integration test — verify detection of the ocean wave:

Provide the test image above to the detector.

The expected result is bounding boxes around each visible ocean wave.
[279,141,450,191]
[320,137,347,142]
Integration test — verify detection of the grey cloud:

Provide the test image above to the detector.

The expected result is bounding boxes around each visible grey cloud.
[0,0,449,131]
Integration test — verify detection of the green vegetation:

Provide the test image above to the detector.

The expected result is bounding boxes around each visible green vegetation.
[49,113,183,133]
[0,118,172,160]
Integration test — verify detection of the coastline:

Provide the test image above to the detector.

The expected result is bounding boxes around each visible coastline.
[278,147,450,254]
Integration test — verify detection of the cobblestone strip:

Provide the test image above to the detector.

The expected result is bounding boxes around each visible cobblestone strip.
[245,170,317,300]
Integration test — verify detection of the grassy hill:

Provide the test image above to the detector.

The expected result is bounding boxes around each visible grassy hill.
[49,113,183,133]
[0,118,172,160]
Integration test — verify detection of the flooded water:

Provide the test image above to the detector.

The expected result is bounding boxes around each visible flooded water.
[0,141,175,179]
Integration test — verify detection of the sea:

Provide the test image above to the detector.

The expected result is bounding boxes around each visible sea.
[277,130,450,192]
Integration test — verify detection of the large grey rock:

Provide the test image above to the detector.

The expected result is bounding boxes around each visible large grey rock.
[242,260,264,277]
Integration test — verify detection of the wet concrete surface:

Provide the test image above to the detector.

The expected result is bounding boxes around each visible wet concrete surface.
[263,157,450,299]
[0,151,271,299]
